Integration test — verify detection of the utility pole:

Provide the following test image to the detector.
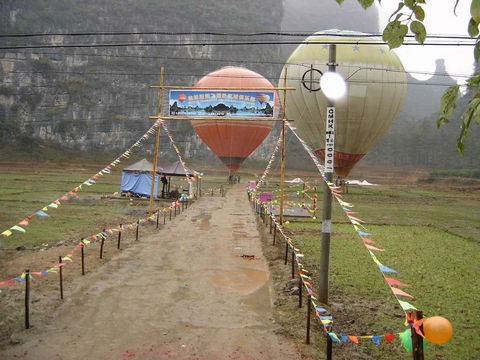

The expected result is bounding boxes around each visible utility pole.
[319,45,337,304]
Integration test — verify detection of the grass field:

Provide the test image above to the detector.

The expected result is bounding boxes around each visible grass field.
[0,161,234,249]
[256,175,480,359]
[1,160,479,359]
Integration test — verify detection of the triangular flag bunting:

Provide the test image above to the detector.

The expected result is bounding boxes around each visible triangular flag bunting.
[385,277,410,287]
[361,236,375,244]
[348,335,359,344]
[398,300,417,311]
[378,265,397,273]
[391,287,414,298]
[365,244,385,251]
[9,225,26,233]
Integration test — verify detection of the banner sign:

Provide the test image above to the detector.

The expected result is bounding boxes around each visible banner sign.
[169,90,275,118]
[260,192,273,203]
[325,107,335,173]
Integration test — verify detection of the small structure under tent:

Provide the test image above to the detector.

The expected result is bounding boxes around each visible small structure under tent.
[121,159,162,198]
[159,160,201,198]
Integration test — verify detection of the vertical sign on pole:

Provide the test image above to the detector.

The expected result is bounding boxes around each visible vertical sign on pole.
[325,107,335,174]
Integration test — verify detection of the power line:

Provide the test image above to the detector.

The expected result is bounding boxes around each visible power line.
[1,40,475,51]
[0,30,475,41]
[0,65,469,86]
[0,48,473,81]
[0,31,476,51]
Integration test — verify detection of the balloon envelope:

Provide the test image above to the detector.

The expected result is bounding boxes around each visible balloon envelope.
[280,30,407,177]
[192,66,277,171]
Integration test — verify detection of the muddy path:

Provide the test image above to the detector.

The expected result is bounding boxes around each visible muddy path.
[1,185,304,360]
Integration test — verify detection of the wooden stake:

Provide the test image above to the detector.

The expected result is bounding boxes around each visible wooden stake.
[326,329,333,360]
[291,250,295,278]
[410,310,425,360]
[285,242,289,265]
[299,276,303,308]
[306,295,311,344]
[25,269,30,329]
[117,224,122,249]
[100,235,105,259]
[81,240,85,275]
[273,223,277,245]
[135,220,139,241]
[59,256,64,300]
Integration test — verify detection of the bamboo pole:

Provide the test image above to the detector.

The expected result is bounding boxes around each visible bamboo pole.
[148,67,164,216]
[150,85,296,91]
[279,68,288,225]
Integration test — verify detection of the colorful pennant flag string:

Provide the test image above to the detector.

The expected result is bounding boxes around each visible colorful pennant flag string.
[160,120,202,182]
[1,121,162,241]
[248,122,422,348]
[255,131,283,192]
[0,203,181,292]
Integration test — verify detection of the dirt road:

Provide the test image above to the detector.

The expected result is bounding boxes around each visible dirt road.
[1,184,303,359]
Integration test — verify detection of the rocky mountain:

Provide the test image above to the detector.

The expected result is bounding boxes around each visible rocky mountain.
[0,0,467,166]
[0,0,284,156]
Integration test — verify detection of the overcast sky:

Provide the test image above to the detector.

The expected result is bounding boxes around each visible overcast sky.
[375,0,475,83]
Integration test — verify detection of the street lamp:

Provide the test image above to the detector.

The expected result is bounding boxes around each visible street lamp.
[319,45,346,304]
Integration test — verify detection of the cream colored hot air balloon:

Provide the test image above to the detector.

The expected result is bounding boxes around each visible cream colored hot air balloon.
[279,30,407,178]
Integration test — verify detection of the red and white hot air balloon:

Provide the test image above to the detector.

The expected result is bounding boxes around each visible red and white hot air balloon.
[192,66,278,171]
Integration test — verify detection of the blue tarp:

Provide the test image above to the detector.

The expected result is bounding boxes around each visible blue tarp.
[121,172,159,197]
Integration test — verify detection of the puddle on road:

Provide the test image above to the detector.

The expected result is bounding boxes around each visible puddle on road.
[172,285,205,301]
[210,268,268,295]
[191,210,211,231]
[233,231,248,240]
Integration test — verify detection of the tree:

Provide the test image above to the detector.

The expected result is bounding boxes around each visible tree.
[340,0,480,154]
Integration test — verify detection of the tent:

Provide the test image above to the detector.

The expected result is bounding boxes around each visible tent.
[159,160,198,177]
[285,178,304,183]
[158,161,201,198]
[121,159,163,197]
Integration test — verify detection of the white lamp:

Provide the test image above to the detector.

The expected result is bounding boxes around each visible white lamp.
[320,71,346,100]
